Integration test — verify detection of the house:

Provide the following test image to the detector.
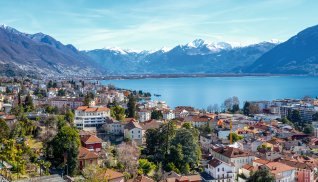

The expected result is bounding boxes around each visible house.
[128,175,155,182]
[102,169,125,182]
[279,159,317,182]
[215,128,231,140]
[185,115,212,128]
[174,106,196,118]
[166,174,202,182]
[49,97,83,109]
[140,119,162,131]
[124,121,144,145]
[211,147,255,173]
[239,160,296,182]
[78,147,99,170]
[204,158,235,182]
[103,118,125,135]
[163,110,176,120]
[80,134,103,152]
[75,106,110,130]
[138,109,151,122]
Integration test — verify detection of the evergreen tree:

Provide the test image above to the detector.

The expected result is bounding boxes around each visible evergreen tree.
[127,94,137,118]
[48,126,80,176]
[243,102,250,115]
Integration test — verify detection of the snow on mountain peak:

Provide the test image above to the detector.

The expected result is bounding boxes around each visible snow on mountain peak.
[159,46,172,53]
[187,39,210,48]
[104,47,127,54]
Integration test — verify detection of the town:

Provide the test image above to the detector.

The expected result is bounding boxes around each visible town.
[0,76,317,182]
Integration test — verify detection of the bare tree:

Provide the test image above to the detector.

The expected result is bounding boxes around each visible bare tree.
[116,141,140,175]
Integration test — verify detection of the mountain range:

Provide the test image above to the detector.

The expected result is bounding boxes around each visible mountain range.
[0,24,318,77]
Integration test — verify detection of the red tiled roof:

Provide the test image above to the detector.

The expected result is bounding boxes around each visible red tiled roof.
[102,169,124,180]
[78,147,98,160]
[208,158,223,168]
[81,135,102,144]
[254,158,270,165]
[212,147,253,158]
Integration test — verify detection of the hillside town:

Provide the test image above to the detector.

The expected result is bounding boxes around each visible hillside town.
[0,77,318,182]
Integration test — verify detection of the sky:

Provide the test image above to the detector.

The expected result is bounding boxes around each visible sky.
[0,0,318,51]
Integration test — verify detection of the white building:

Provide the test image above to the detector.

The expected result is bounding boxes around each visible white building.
[163,110,175,120]
[103,119,124,135]
[138,110,151,122]
[124,121,144,145]
[75,106,110,130]
[204,158,235,182]
[211,147,255,173]
[239,159,296,182]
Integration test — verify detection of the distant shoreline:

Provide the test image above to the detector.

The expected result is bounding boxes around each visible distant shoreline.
[79,73,305,81]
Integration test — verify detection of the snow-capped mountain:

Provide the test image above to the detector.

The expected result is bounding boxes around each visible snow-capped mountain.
[84,39,278,74]
[0,24,287,77]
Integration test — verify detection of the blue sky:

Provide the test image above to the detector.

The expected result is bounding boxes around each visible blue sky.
[0,0,317,50]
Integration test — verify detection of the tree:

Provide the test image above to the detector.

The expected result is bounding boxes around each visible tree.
[127,94,137,118]
[82,164,107,182]
[0,119,10,141]
[312,112,318,121]
[303,124,314,135]
[243,102,251,116]
[110,105,126,121]
[288,110,302,128]
[151,110,163,120]
[224,96,240,112]
[170,128,201,174]
[65,109,75,124]
[57,89,66,96]
[48,125,80,176]
[138,159,156,175]
[281,117,294,127]
[117,142,140,175]
[153,162,163,182]
[228,132,243,143]
[231,104,240,113]
[247,168,275,182]
[24,94,34,111]
[83,93,91,106]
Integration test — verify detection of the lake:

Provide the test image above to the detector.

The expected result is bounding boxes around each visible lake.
[101,76,318,109]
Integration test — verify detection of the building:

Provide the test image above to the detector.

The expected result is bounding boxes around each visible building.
[204,158,235,182]
[75,106,110,129]
[102,169,125,182]
[124,121,144,145]
[279,159,316,182]
[186,115,212,128]
[138,109,151,122]
[49,97,83,109]
[104,118,125,135]
[163,110,176,120]
[312,122,318,137]
[240,160,296,182]
[80,134,103,152]
[211,147,255,173]
[78,147,99,170]
[165,174,202,182]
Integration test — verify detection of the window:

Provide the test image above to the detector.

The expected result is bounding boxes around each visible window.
[218,168,220,172]
[222,167,224,171]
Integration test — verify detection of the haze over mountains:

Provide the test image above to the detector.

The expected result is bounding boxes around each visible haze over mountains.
[0,24,318,77]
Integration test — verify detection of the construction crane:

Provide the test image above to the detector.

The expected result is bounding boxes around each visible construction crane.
[229,118,233,144]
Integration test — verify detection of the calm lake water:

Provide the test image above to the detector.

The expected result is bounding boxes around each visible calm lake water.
[101,76,318,109]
